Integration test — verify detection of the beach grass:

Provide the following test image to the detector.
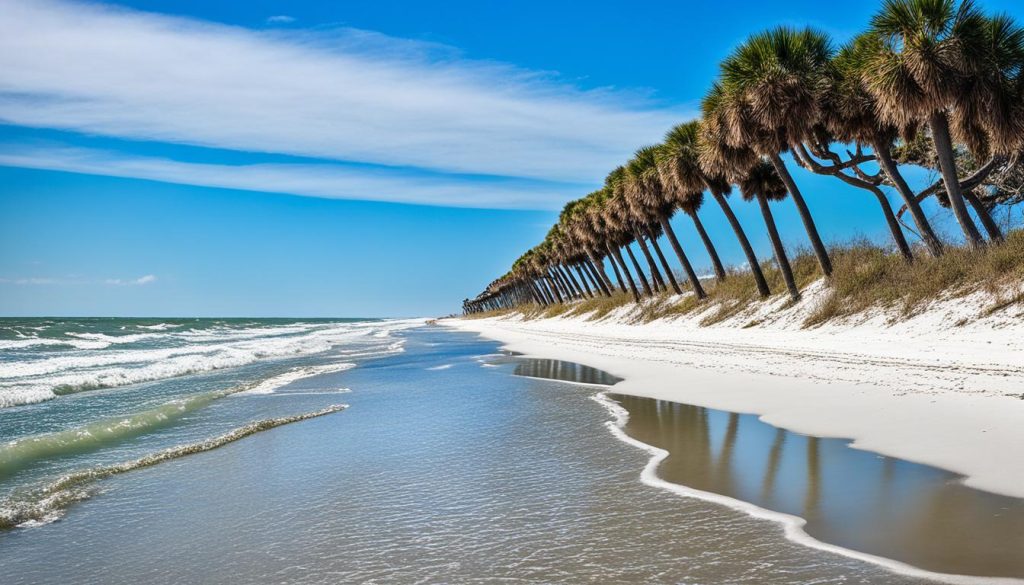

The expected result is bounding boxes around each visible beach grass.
[466,229,1024,328]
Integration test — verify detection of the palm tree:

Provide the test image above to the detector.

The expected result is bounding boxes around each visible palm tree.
[658,123,733,285]
[664,119,772,297]
[567,197,617,296]
[943,12,1024,242]
[559,200,611,297]
[830,33,945,257]
[625,146,705,297]
[583,201,628,295]
[738,161,801,301]
[590,189,642,302]
[681,191,727,281]
[716,26,835,276]
[863,0,990,247]
[607,167,666,294]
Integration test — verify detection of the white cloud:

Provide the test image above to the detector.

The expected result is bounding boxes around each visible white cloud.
[0,0,690,185]
[0,274,157,286]
[0,277,59,285]
[266,15,295,24]
[0,144,580,209]
[106,275,157,286]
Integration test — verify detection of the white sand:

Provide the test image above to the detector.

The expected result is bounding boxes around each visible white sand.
[443,280,1024,499]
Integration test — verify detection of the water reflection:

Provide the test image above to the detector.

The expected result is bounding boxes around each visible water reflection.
[512,358,622,386]
[611,394,1024,579]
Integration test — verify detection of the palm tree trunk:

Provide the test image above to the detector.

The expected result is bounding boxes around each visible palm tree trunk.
[537,278,555,305]
[963,190,1004,243]
[645,227,682,295]
[928,112,985,249]
[546,273,564,303]
[587,252,615,294]
[625,244,653,296]
[688,210,726,281]
[581,261,608,297]
[604,244,630,294]
[584,259,610,296]
[547,269,566,300]
[553,267,575,299]
[608,243,641,302]
[559,265,583,298]
[573,264,594,298]
[871,190,914,261]
[634,231,666,292]
[872,136,944,256]
[756,193,800,302]
[658,217,705,299]
[770,153,832,277]
[530,282,547,306]
[710,189,770,297]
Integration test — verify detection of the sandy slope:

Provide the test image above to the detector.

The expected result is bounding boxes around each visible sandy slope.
[442,280,1024,499]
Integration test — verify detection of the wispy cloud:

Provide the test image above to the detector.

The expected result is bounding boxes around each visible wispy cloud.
[0,0,691,187]
[0,144,581,209]
[0,277,60,285]
[266,15,295,24]
[105,274,157,286]
[0,274,158,286]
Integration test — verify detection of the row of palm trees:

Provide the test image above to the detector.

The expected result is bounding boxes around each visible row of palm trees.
[463,0,1024,315]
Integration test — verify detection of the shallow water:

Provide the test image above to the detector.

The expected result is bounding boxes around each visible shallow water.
[0,322,1005,584]
[611,394,1024,579]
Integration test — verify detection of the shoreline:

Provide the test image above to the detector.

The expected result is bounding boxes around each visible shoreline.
[445,315,1024,582]
[590,391,1022,585]
[441,296,1024,499]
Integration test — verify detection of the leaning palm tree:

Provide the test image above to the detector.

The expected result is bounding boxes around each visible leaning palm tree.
[738,160,801,301]
[558,200,611,297]
[607,167,668,294]
[625,146,705,297]
[829,33,945,257]
[566,196,617,296]
[605,170,657,297]
[943,12,1024,242]
[863,0,991,247]
[591,189,643,302]
[665,118,772,297]
[581,192,627,295]
[716,26,834,276]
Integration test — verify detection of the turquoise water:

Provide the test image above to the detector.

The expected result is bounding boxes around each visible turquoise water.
[0,320,985,583]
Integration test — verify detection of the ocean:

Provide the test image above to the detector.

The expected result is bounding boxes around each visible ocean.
[0,318,1016,583]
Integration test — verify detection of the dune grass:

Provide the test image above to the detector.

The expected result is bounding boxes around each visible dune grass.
[464,229,1024,328]
[803,229,1024,326]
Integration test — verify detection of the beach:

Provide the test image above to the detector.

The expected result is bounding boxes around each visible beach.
[2,319,977,585]
[5,319,1021,583]
[444,283,1024,501]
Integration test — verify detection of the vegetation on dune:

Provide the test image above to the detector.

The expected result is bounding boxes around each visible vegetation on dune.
[464,0,1024,326]
[466,232,1024,328]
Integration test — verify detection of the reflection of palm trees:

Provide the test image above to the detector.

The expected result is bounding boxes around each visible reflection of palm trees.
[713,413,741,493]
[803,436,822,518]
[760,428,787,501]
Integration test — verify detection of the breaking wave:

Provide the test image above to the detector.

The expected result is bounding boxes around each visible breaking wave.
[238,362,356,395]
[0,319,417,409]
[0,404,348,530]
[0,386,248,479]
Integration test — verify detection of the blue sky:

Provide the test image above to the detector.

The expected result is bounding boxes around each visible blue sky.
[2,0,1022,317]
